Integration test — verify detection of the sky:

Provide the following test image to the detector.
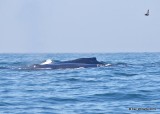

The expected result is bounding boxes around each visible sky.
[0,0,160,53]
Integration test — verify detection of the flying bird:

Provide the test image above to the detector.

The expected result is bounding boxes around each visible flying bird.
[145,9,149,16]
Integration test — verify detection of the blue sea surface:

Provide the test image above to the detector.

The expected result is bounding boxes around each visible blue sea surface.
[0,53,160,114]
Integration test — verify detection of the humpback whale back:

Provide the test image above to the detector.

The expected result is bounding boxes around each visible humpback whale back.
[30,57,105,70]
[62,57,102,64]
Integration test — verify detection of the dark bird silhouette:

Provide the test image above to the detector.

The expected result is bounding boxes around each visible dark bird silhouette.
[145,9,149,16]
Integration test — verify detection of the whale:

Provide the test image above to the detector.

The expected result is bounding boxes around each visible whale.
[30,57,105,70]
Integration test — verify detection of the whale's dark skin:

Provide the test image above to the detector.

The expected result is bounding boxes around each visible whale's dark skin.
[30,57,105,69]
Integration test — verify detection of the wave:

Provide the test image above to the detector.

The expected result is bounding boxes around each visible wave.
[114,72,138,76]
[0,66,9,69]
[142,61,160,67]
[89,92,148,101]
[114,62,128,66]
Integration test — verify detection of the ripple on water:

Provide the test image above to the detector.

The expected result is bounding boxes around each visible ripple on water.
[0,53,160,114]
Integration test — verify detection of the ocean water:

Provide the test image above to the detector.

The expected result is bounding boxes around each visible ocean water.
[0,53,160,114]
